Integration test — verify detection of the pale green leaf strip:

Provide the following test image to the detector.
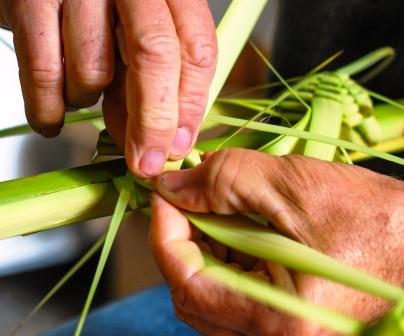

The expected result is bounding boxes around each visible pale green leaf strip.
[197,132,274,152]
[216,92,292,150]
[337,47,395,77]
[259,106,311,155]
[207,114,404,166]
[368,91,404,112]
[339,147,354,165]
[202,253,363,335]
[303,97,343,161]
[64,110,103,124]
[188,0,268,155]
[246,42,316,156]
[74,173,133,336]
[186,212,404,301]
[216,98,278,114]
[221,49,343,98]
[249,42,311,112]
[349,137,404,162]
[183,148,202,167]
[12,233,106,335]
[0,110,102,138]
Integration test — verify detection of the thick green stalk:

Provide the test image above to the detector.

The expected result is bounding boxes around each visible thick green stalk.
[0,160,125,240]
[349,137,404,162]
[373,102,404,142]
[303,97,343,161]
[336,47,395,77]
[0,110,102,138]
[180,0,268,164]
[204,0,268,118]
[357,116,382,145]
[260,109,311,155]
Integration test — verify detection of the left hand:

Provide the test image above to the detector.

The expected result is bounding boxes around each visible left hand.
[149,149,404,335]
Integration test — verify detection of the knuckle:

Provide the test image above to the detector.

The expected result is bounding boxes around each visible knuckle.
[182,33,218,69]
[203,150,232,211]
[204,149,249,213]
[179,92,208,120]
[13,0,60,21]
[139,106,177,134]
[69,62,113,91]
[135,23,180,65]
[29,64,63,90]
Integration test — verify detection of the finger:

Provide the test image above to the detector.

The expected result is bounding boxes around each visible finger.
[11,0,64,136]
[151,195,290,335]
[172,267,288,335]
[116,0,181,177]
[156,149,258,213]
[156,149,305,240]
[149,192,204,286]
[150,193,248,333]
[165,0,217,158]
[156,148,272,214]
[62,0,114,107]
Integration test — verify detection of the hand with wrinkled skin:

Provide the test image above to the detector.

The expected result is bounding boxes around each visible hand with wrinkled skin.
[150,149,404,335]
[0,0,217,177]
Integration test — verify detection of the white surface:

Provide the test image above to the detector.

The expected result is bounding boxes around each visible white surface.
[0,29,26,181]
[0,29,99,276]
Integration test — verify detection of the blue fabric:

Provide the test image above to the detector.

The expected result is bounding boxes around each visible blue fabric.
[43,284,199,336]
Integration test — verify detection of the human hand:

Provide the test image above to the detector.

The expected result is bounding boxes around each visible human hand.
[0,0,217,177]
[150,149,404,335]
[0,0,115,136]
[100,1,217,177]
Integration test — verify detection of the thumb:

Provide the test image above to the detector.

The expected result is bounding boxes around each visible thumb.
[156,149,300,236]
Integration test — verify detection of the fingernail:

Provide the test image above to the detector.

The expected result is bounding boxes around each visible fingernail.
[139,150,166,176]
[171,127,192,157]
[40,127,61,138]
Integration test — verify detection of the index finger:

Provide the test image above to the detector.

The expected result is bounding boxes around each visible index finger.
[116,0,181,178]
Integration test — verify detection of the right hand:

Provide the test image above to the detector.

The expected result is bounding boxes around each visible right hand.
[150,149,404,335]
